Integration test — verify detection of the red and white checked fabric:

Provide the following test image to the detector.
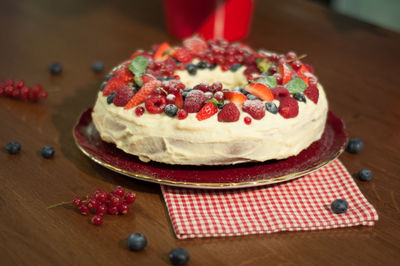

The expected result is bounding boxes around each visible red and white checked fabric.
[161,159,378,239]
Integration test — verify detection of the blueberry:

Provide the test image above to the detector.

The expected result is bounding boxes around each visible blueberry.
[358,169,372,181]
[183,87,192,92]
[127,233,147,251]
[104,73,114,81]
[346,138,363,154]
[265,102,278,114]
[169,248,190,265]
[246,94,259,100]
[6,141,21,154]
[208,64,217,70]
[91,61,104,73]
[217,102,226,109]
[133,82,140,92]
[107,92,116,104]
[233,86,247,95]
[165,104,178,117]
[49,62,63,75]
[230,64,242,72]
[331,199,348,214]
[185,63,197,75]
[100,81,107,91]
[41,146,55,158]
[293,93,306,103]
[197,61,208,69]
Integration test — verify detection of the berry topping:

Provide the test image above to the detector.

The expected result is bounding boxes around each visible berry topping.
[183,36,207,54]
[177,109,188,120]
[331,199,348,214]
[278,63,292,85]
[135,106,145,117]
[196,102,218,121]
[185,63,197,75]
[173,47,192,63]
[142,73,157,84]
[271,86,290,100]
[165,104,178,117]
[91,215,103,226]
[265,102,278,114]
[346,138,363,154]
[222,91,247,106]
[358,169,372,182]
[304,83,319,104]
[153,42,171,61]
[6,141,21,154]
[245,83,273,102]
[127,233,147,251]
[49,62,63,75]
[244,116,252,125]
[104,73,115,81]
[193,82,210,92]
[211,81,223,92]
[183,90,207,113]
[242,100,266,120]
[293,93,306,103]
[246,94,259,100]
[107,92,116,104]
[278,97,299,119]
[41,146,55,158]
[102,72,131,96]
[91,61,104,73]
[113,85,135,107]
[166,94,176,104]
[218,102,240,122]
[124,79,161,109]
[297,63,310,76]
[214,91,224,101]
[145,94,167,114]
[169,248,190,265]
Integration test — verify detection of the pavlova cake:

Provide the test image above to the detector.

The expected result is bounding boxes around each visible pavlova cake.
[92,36,327,165]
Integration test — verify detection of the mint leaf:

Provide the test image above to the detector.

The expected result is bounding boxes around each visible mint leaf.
[257,58,273,73]
[254,76,277,88]
[129,56,148,77]
[284,78,307,94]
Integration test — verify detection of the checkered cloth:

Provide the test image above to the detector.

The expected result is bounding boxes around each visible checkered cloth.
[161,159,378,239]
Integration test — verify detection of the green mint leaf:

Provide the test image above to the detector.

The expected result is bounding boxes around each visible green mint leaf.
[257,58,273,73]
[284,78,307,94]
[254,76,277,88]
[129,56,148,77]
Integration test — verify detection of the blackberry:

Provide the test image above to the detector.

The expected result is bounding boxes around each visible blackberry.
[107,92,116,104]
[265,102,278,114]
[164,104,178,117]
[185,63,197,75]
[293,93,306,103]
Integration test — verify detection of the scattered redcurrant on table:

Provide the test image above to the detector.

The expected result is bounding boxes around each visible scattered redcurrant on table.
[0,79,48,102]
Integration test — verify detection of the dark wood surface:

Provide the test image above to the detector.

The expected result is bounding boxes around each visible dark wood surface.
[1,0,400,265]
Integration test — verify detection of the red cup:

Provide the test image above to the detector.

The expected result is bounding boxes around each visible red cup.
[163,0,254,41]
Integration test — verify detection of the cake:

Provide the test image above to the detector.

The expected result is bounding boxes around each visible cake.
[92,37,328,165]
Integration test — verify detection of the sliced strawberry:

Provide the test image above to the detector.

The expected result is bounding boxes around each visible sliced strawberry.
[223,91,247,106]
[102,77,125,96]
[279,63,292,85]
[174,92,184,109]
[299,75,309,86]
[297,63,310,76]
[142,73,157,83]
[124,79,161,109]
[114,67,134,83]
[245,83,274,102]
[196,102,218,121]
[153,42,171,61]
[304,84,319,104]
[173,47,193,63]
[183,36,207,55]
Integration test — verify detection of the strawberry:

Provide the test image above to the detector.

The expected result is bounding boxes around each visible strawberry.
[153,42,171,61]
[142,73,157,83]
[124,79,161,109]
[245,83,274,102]
[114,67,134,82]
[196,102,218,121]
[242,100,266,120]
[102,77,125,96]
[279,63,292,85]
[183,36,207,55]
[304,84,319,104]
[173,47,193,63]
[279,97,299,118]
[174,92,184,109]
[297,63,310,76]
[222,91,247,106]
[218,103,240,122]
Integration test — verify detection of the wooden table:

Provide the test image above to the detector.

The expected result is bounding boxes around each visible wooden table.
[1,0,399,265]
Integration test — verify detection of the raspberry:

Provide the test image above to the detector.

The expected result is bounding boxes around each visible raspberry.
[183,36,207,55]
[278,97,299,118]
[218,102,240,122]
[113,85,135,107]
[242,100,266,120]
[173,47,193,63]
[145,94,167,114]
[177,109,188,120]
[183,90,207,113]
[124,79,161,109]
[304,84,319,104]
[272,86,290,100]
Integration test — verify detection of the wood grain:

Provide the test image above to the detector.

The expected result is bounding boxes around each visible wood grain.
[1,0,399,265]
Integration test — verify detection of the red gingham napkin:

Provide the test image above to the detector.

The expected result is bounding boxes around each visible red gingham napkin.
[161,159,378,239]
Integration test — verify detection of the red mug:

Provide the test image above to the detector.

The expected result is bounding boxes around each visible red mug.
[163,0,254,41]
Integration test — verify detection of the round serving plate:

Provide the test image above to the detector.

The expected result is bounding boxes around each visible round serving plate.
[73,108,346,189]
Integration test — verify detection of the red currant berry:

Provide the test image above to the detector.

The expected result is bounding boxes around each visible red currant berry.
[79,204,90,215]
[94,190,107,203]
[28,90,38,102]
[268,53,279,62]
[14,80,24,89]
[173,75,180,80]
[108,205,119,215]
[12,88,21,99]
[204,92,213,100]
[4,79,13,87]
[166,94,176,104]
[211,81,223,92]
[109,195,122,207]
[286,51,297,60]
[213,91,224,102]
[5,86,14,96]
[72,197,83,207]
[38,90,48,99]
[20,86,29,101]
[268,65,277,74]
[0,87,4,97]
[135,106,145,117]
[91,215,103,226]
[87,198,98,209]
[308,77,317,86]
[113,186,125,197]
[96,204,108,216]
[193,82,210,92]
[273,73,283,85]
[124,191,137,204]
[291,60,302,71]
[177,109,188,120]
[244,116,252,125]
[118,203,130,215]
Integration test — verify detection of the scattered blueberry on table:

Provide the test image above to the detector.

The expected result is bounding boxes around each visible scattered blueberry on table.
[358,169,372,181]
[331,199,348,214]
[49,62,63,75]
[6,141,21,154]
[346,138,363,153]
[92,61,104,73]
[41,146,55,158]
[127,233,147,251]
[169,248,190,265]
